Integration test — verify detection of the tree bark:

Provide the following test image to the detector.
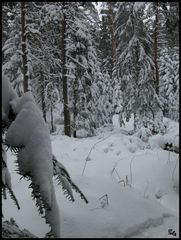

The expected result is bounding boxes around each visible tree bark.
[73,76,78,138]
[61,3,71,137]
[108,3,116,66]
[50,103,54,133]
[21,2,29,93]
[153,2,159,95]
[40,70,46,122]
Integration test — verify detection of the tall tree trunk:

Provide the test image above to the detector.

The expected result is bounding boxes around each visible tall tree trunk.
[50,103,54,133]
[153,2,159,95]
[108,3,116,78]
[73,76,78,138]
[40,70,46,122]
[61,3,71,137]
[21,2,29,92]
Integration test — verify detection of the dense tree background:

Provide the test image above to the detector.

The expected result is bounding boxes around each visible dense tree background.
[2,2,179,136]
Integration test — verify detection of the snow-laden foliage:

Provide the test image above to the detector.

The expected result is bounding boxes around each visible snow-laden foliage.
[113,2,163,132]
[159,47,179,122]
[5,91,61,238]
[61,2,107,136]
[2,3,24,96]
[2,145,20,211]
[96,71,114,126]
[2,74,18,124]
[2,75,88,237]
[98,2,117,78]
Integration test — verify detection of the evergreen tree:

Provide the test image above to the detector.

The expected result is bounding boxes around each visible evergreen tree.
[61,2,106,137]
[113,2,162,132]
[2,2,24,96]
[99,2,117,78]
[159,47,179,121]
[2,74,88,238]
[21,2,29,92]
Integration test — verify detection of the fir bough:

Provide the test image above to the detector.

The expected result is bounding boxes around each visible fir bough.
[53,155,88,204]
[3,144,88,224]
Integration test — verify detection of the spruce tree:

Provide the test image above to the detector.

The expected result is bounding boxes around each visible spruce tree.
[99,2,117,78]
[159,47,179,121]
[2,2,24,96]
[113,2,162,132]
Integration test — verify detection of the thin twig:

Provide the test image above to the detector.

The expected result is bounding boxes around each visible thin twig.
[118,179,125,187]
[172,155,179,181]
[130,152,153,186]
[81,131,117,176]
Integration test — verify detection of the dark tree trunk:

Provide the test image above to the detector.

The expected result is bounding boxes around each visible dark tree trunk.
[21,2,29,93]
[50,103,54,133]
[61,3,71,137]
[73,77,78,138]
[40,70,46,122]
[153,2,159,95]
[108,3,116,68]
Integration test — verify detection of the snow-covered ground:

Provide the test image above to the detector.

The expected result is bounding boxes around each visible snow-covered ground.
[2,116,179,238]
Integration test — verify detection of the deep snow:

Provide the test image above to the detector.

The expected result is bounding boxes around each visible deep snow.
[2,116,179,238]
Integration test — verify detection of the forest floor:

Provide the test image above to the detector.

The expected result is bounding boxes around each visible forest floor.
[2,116,179,238]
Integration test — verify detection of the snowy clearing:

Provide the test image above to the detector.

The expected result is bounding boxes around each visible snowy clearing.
[2,117,179,238]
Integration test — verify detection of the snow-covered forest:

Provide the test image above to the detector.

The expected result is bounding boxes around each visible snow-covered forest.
[2,2,179,238]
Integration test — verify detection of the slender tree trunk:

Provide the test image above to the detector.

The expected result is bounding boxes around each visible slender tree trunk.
[133,112,137,132]
[21,2,29,92]
[153,2,159,95]
[109,4,116,66]
[73,76,78,138]
[50,103,54,133]
[40,70,47,122]
[61,3,71,137]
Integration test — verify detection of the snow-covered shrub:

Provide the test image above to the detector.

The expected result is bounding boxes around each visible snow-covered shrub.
[134,127,152,143]
[125,135,146,153]
[127,143,137,153]
[148,134,165,150]
[162,118,179,152]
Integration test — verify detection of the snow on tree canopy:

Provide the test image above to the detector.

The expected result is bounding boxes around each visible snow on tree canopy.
[5,91,60,237]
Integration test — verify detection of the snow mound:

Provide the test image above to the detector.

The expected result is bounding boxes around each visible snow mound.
[149,134,165,149]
